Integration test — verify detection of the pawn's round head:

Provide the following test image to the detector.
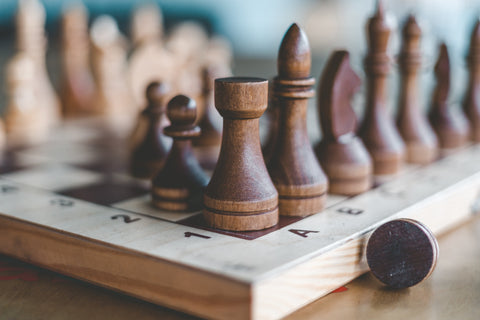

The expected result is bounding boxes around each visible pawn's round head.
[167,95,197,127]
[146,81,169,107]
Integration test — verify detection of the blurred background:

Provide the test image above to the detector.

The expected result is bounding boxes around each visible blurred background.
[0,0,479,141]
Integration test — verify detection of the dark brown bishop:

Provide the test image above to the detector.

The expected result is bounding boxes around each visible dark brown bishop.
[151,95,209,211]
[358,0,405,175]
[267,23,328,217]
[428,43,470,151]
[396,15,438,164]
[463,19,480,142]
[315,50,373,195]
[203,77,279,231]
[130,82,172,179]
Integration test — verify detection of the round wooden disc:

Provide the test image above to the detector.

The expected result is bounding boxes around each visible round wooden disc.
[366,218,439,289]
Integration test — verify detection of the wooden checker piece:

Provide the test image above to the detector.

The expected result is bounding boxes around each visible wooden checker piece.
[367,218,439,289]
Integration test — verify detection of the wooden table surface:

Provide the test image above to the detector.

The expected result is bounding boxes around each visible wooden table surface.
[1,214,479,320]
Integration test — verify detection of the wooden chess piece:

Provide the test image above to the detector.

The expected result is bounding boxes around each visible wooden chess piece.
[4,53,50,146]
[397,15,438,164]
[315,50,373,195]
[367,218,438,289]
[151,95,208,211]
[130,82,172,179]
[428,43,470,151]
[203,77,278,231]
[16,0,60,127]
[194,66,223,147]
[90,15,135,130]
[60,2,95,117]
[130,3,163,47]
[359,1,405,175]
[267,23,328,216]
[128,3,176,110]
[463,19,480,142]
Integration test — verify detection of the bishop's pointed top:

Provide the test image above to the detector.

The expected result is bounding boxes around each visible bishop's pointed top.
[404,14,420,34]
[277,23,311,79]
[375,0,385,18]
[435,43,450,77]
[471,18,480,44]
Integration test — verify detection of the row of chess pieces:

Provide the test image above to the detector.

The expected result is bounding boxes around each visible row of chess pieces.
[130,1,480,233]
[0,0,232,148]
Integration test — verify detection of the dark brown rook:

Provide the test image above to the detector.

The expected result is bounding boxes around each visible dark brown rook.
[203,77,279,231]
[366,218,439,289]
[151,94,209,211]
[397,15,438,164]
[428,43,470,151]
[463,19,480,142]
[130,82,172,179]
[359,1,405,175]
[316,50,373,195]
[267,23,328,216]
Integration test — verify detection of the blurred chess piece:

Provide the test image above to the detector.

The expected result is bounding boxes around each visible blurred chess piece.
[129,3,176,110]
[16,0,60,128]
[90,15,135,132]
[166,22,209,101]
[4,53,50,146]
[60,2,95,117]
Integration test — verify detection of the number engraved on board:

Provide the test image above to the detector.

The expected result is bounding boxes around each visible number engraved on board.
[336,207,364,215]
[50,198,74,207]
[288,229,319,238]
[184,232,211,239]
[111,214,141,223]
[0,185,18,193]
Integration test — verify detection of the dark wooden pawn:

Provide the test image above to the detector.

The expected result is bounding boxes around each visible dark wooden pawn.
[428,43,470,151]
[316,51,373,195]
[359,1,405,175]
[151,95,209,211]
[130,82,172,179]
[397,15,438,164]
[203,77,278,231]
[463,19,480,142]
[267,23,328,216]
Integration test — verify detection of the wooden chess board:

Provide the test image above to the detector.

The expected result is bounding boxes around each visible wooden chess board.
[0,119,478,320]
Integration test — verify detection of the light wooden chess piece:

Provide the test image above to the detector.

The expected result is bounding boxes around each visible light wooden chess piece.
[359,0,405,175]
[16,0,60,127]
[203,77,279,231]
[90,15,135,131]
[316,50,373,195]
[4,53,50,146]
[128,3,176,110]
[60,2,95,117]
[396,15,438,164]
[267,23,328,216]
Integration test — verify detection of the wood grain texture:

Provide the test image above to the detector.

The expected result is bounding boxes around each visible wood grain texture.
[267,23,328,216]
[396,15,439,164]
[429,43,470,150]
[203,77,279,231]
[151,95,208,211]
[316,50,373,195]
[359,1,406,175]
[463,19,480,142]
